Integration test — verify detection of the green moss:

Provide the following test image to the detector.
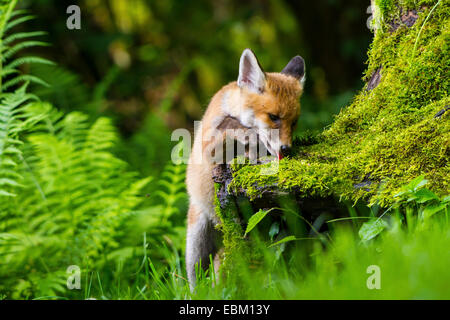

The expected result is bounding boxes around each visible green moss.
[376,0,395,17]
[227,0,449,208]
[374,0,443,33]
[213,183,248,272]
[376,0,439,17]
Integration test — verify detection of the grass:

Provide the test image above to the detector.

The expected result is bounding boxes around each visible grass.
[52,200,450,300]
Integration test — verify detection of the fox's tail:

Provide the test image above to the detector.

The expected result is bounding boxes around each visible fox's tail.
[185,205,217,290]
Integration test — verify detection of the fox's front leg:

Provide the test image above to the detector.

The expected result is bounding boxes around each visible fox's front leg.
[185,119,253,289]
[185,204,218,289]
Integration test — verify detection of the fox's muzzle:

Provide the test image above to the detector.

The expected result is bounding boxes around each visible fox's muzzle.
[279,145,291,159]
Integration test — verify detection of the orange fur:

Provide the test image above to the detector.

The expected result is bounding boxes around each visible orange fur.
[185,50,305,288]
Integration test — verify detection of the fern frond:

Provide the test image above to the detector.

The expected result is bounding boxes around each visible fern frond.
[5,8,27,18]
[85,117,118,152]
[0,4,50,93]
[0,0,17,39]
[3,75,50,91]
[3,31,47,46]
[3,14,35,34]
[0,83,34,197]
[2,40,49,59]
[153,162,187,222]
[55,111,89,146]
[0,2,160,299]
[3,56,54,70]
[0,67,18,77]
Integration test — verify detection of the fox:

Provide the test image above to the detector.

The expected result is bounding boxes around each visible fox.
[185,48,305,288]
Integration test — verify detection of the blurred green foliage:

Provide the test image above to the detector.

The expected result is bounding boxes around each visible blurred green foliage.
[22,0,371,177]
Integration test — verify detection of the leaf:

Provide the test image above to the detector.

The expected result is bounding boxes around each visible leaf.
[4,56,55,70]
[0,177,22,187]
[358,219,387,241]
[268,235,297,247]
[244,208,274,236]
[3,31,47,45]
[4,14,36,34]
[268,236,319,248]
[413,189,439,203]
[408,175,428,192]
[422,204,447,220]
[394,190,407,198]
[3,74,50,90]
[2,40,49,59]
[395,176,430,199]
[0,190,16,197]
[268,221,279,240]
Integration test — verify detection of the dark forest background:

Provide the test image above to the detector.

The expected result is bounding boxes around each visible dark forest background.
[24,0,372,177]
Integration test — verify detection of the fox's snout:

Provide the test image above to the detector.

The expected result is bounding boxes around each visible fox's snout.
[280,145,291,158]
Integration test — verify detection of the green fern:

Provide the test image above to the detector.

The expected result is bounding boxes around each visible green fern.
[0,104,152,297]
[0,84,40,197]
[0,2,154,298]
[0,1,54,92]
[156,162,187,224]
[0,0,54,198]
[0,1,188,299]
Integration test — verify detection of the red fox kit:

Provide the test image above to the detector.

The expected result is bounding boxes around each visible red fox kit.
[186,49,305,287]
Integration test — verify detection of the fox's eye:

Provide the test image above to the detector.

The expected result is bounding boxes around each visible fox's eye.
[268,114,280,122]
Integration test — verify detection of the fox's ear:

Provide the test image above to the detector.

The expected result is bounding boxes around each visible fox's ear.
[237,49,265,94]
[281,55,305,87]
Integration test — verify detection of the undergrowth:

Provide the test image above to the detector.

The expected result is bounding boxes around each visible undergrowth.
[0,1,188,299]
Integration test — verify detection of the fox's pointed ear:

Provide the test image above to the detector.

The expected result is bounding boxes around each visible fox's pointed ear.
[237,49,265,94]
[281,55,305,87]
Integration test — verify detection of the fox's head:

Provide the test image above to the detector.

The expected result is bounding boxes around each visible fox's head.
[235,49,305,160]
